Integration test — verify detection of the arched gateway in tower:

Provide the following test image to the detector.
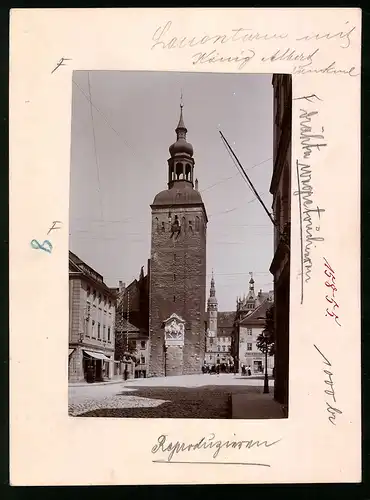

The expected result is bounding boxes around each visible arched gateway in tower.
[148,104,208,376]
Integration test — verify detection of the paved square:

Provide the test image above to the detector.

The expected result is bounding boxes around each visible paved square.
[69,374,277,419]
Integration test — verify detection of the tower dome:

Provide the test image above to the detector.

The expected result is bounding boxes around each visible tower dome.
[169,104,194,157]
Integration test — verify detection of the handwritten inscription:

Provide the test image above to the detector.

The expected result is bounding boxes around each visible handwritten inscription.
[31,221,62,254]
[30,239,53,253]
[151,434,281,462]
[294,102,326,302]
[314,344,342,426]
[151,21,359,76]
[51,58,72,74]
[324,257,341,327]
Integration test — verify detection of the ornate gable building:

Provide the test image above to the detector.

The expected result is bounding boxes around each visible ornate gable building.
[231,276,274,374]
[149,104,208,376]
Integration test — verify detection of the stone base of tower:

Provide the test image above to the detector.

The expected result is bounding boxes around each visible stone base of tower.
[148,314,206,377]
[165,345,183,376]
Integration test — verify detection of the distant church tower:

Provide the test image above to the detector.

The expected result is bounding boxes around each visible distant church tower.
[149,102,208,376]
[207,271,218,336]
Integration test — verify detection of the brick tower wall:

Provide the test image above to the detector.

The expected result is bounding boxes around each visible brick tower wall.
[149,205,207,376]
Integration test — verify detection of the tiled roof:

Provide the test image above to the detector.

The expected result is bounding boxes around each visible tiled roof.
[239,299,272,325]
[118,319,140,333]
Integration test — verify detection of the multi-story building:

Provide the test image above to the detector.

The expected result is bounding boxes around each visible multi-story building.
[149,103,207,376]
[114,266,150,379]
[205,273,234,368]
[269,74,292,408]
[125,320,149,378]
[231,275,274,374]
[68,251,117,383]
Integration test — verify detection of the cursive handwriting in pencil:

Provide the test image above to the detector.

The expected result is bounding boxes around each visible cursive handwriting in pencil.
[314,344,343,426]
[51,58,72,74]
[324,257,341,326]
[294,104,326,302]
[151,434,281,462]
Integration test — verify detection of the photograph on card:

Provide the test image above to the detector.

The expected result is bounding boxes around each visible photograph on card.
[68,71,291,419]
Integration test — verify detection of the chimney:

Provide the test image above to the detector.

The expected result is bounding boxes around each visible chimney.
[195,178,199,191]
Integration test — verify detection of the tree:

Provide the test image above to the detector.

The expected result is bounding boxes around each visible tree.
[256,304,275,356]
[256,304,275,394]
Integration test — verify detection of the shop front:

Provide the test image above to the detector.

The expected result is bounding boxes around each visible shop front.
[68,346,114,383]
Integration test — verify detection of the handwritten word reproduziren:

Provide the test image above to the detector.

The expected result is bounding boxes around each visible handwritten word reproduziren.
[151,433,281,462]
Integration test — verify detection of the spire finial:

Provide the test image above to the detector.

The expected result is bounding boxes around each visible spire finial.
[180,89,183,109]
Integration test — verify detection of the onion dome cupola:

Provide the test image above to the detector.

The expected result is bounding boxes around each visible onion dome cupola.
[167,101,195,189]
[169,104,194,158]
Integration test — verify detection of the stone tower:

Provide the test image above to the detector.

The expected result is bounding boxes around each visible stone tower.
[206,271,218,354]
[148,103,208,377]
[207,271,218,335]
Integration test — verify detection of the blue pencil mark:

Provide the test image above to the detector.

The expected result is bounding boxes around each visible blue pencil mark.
[30,239,53,253]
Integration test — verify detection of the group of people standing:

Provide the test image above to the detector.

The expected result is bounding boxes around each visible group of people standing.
[241,364,252,376]
[202,362,234,374]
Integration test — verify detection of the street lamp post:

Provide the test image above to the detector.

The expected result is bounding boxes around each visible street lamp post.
[263,334,269,394]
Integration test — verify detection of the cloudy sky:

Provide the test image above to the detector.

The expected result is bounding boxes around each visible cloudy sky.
[69,70,274,311]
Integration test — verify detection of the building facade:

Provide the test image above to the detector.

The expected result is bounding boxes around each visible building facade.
[114,266,150,379]
[205,273,234,368]
[149,104,207,376]
[68,251,117,383]
[231,276,274,374]
[270,74,292,408]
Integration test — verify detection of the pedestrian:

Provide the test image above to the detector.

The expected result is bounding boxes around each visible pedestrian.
[241,364,246,376]
[247,365,252,376]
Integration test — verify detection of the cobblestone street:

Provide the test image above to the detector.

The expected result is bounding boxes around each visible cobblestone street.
[69,374,276,419]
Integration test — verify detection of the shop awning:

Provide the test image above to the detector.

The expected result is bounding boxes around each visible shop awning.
[68,349,74,356]
[84,350,109,361]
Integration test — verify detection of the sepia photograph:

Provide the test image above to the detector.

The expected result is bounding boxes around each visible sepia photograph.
[68,70,291,419]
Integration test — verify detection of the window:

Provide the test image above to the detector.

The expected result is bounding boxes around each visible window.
[248,303,254,309]
[103,325,106,340]
[247,343,252,351]
[195,217,200,232]
[140,356,146,365]
[108,327,111,342]
[210,338,213,345]
[247,328,252,336]
[161,221,165,232]
[222,346,226,352]
[97,322,101,339]
[217,346,220,352]
[92,320,96,338]
[173,295,176,302]
[141,340,146,349]
[173,273,176,281]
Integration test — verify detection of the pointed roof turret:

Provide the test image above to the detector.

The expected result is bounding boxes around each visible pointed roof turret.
[207,270,218,309]
[169,96,193,157]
